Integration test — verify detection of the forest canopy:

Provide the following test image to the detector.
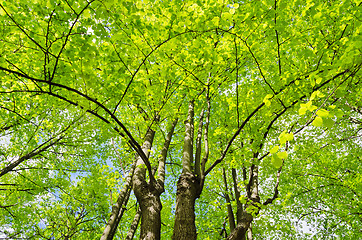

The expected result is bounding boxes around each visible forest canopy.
[0,0,361,239]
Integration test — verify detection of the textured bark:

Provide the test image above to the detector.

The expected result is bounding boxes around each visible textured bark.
[157,118,178,189]
[132,119,177,240]
[182,101,194,174]
[200,95,210,178]
[247,164,260,203]
[194,109,204,177]
[108,189,131,239]
[172,101,200,239]
[135,186,162,240]
[227,211,253,240]
[172,172,200,240]
[133,129,159,240]
[228,163,260,240]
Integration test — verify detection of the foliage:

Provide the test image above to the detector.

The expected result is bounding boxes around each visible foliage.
[0,0,361,239]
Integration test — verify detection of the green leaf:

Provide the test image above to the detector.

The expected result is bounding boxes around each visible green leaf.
[324,118,334,128]
[312,116,323,127]
[270,145,280,154]
[299,107,307,115]
[277,151,288,159]
[271,156,283,168]
[285,133,294,141]
[279,131,293,145]
[316,109,329,117]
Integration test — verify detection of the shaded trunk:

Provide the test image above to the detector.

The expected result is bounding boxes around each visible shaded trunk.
[172,172,200,240]
[134,185,162,240]
[132,129,159,240]
[173,98,211,240]
[232,168,243,223]
[227,211,253,240]
[108,187,132,238]
[173,101,200,240]
[194,109,204,177]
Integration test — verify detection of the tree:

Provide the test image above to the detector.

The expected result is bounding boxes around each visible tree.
[0,0,361,239]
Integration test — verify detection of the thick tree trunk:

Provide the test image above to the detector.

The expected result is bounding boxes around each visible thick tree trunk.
[133,119,178,240]
[172,172,200,240]
[134,184,162,240]
[173,99,211,240]
[227,211,253,240]
[132,129,159,240]
[173,101,200,239]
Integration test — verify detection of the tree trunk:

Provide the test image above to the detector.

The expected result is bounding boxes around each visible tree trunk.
[125,206,141,240]
[134,185,162,240]
[227,211,253,240]
[232,168,243,223]
[228,163,260,240]
[133,119,178,240]
[132,129,160,240]
[172,172,200,240]
[100,163,135,240]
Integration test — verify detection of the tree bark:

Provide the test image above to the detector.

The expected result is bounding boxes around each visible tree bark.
[232,168,243,223]
[172,172,200,240]
[227,211,253,240]
[182,101,194,174]
[172,101,201,240]
[135,186,162,240]
[108,186,132,239]
[247,223,253,240]
[133,119,178,240]
[194,109,204,177]
[132,129,160,240]
[228,163,260,240]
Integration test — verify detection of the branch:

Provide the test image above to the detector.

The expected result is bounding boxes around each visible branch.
[50,1,96,82]
[0,66,155,182]
[157,118,178,190]
[263,166,282,206]
[205,102,264,176]
[194,109,204,177]
[182,100,195,174]
[112,30,205,114]
[223,168,236,231]
[274,0,282,75]
[100,162,135,240]
[0,134,65,178]
[201,86,211,177]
